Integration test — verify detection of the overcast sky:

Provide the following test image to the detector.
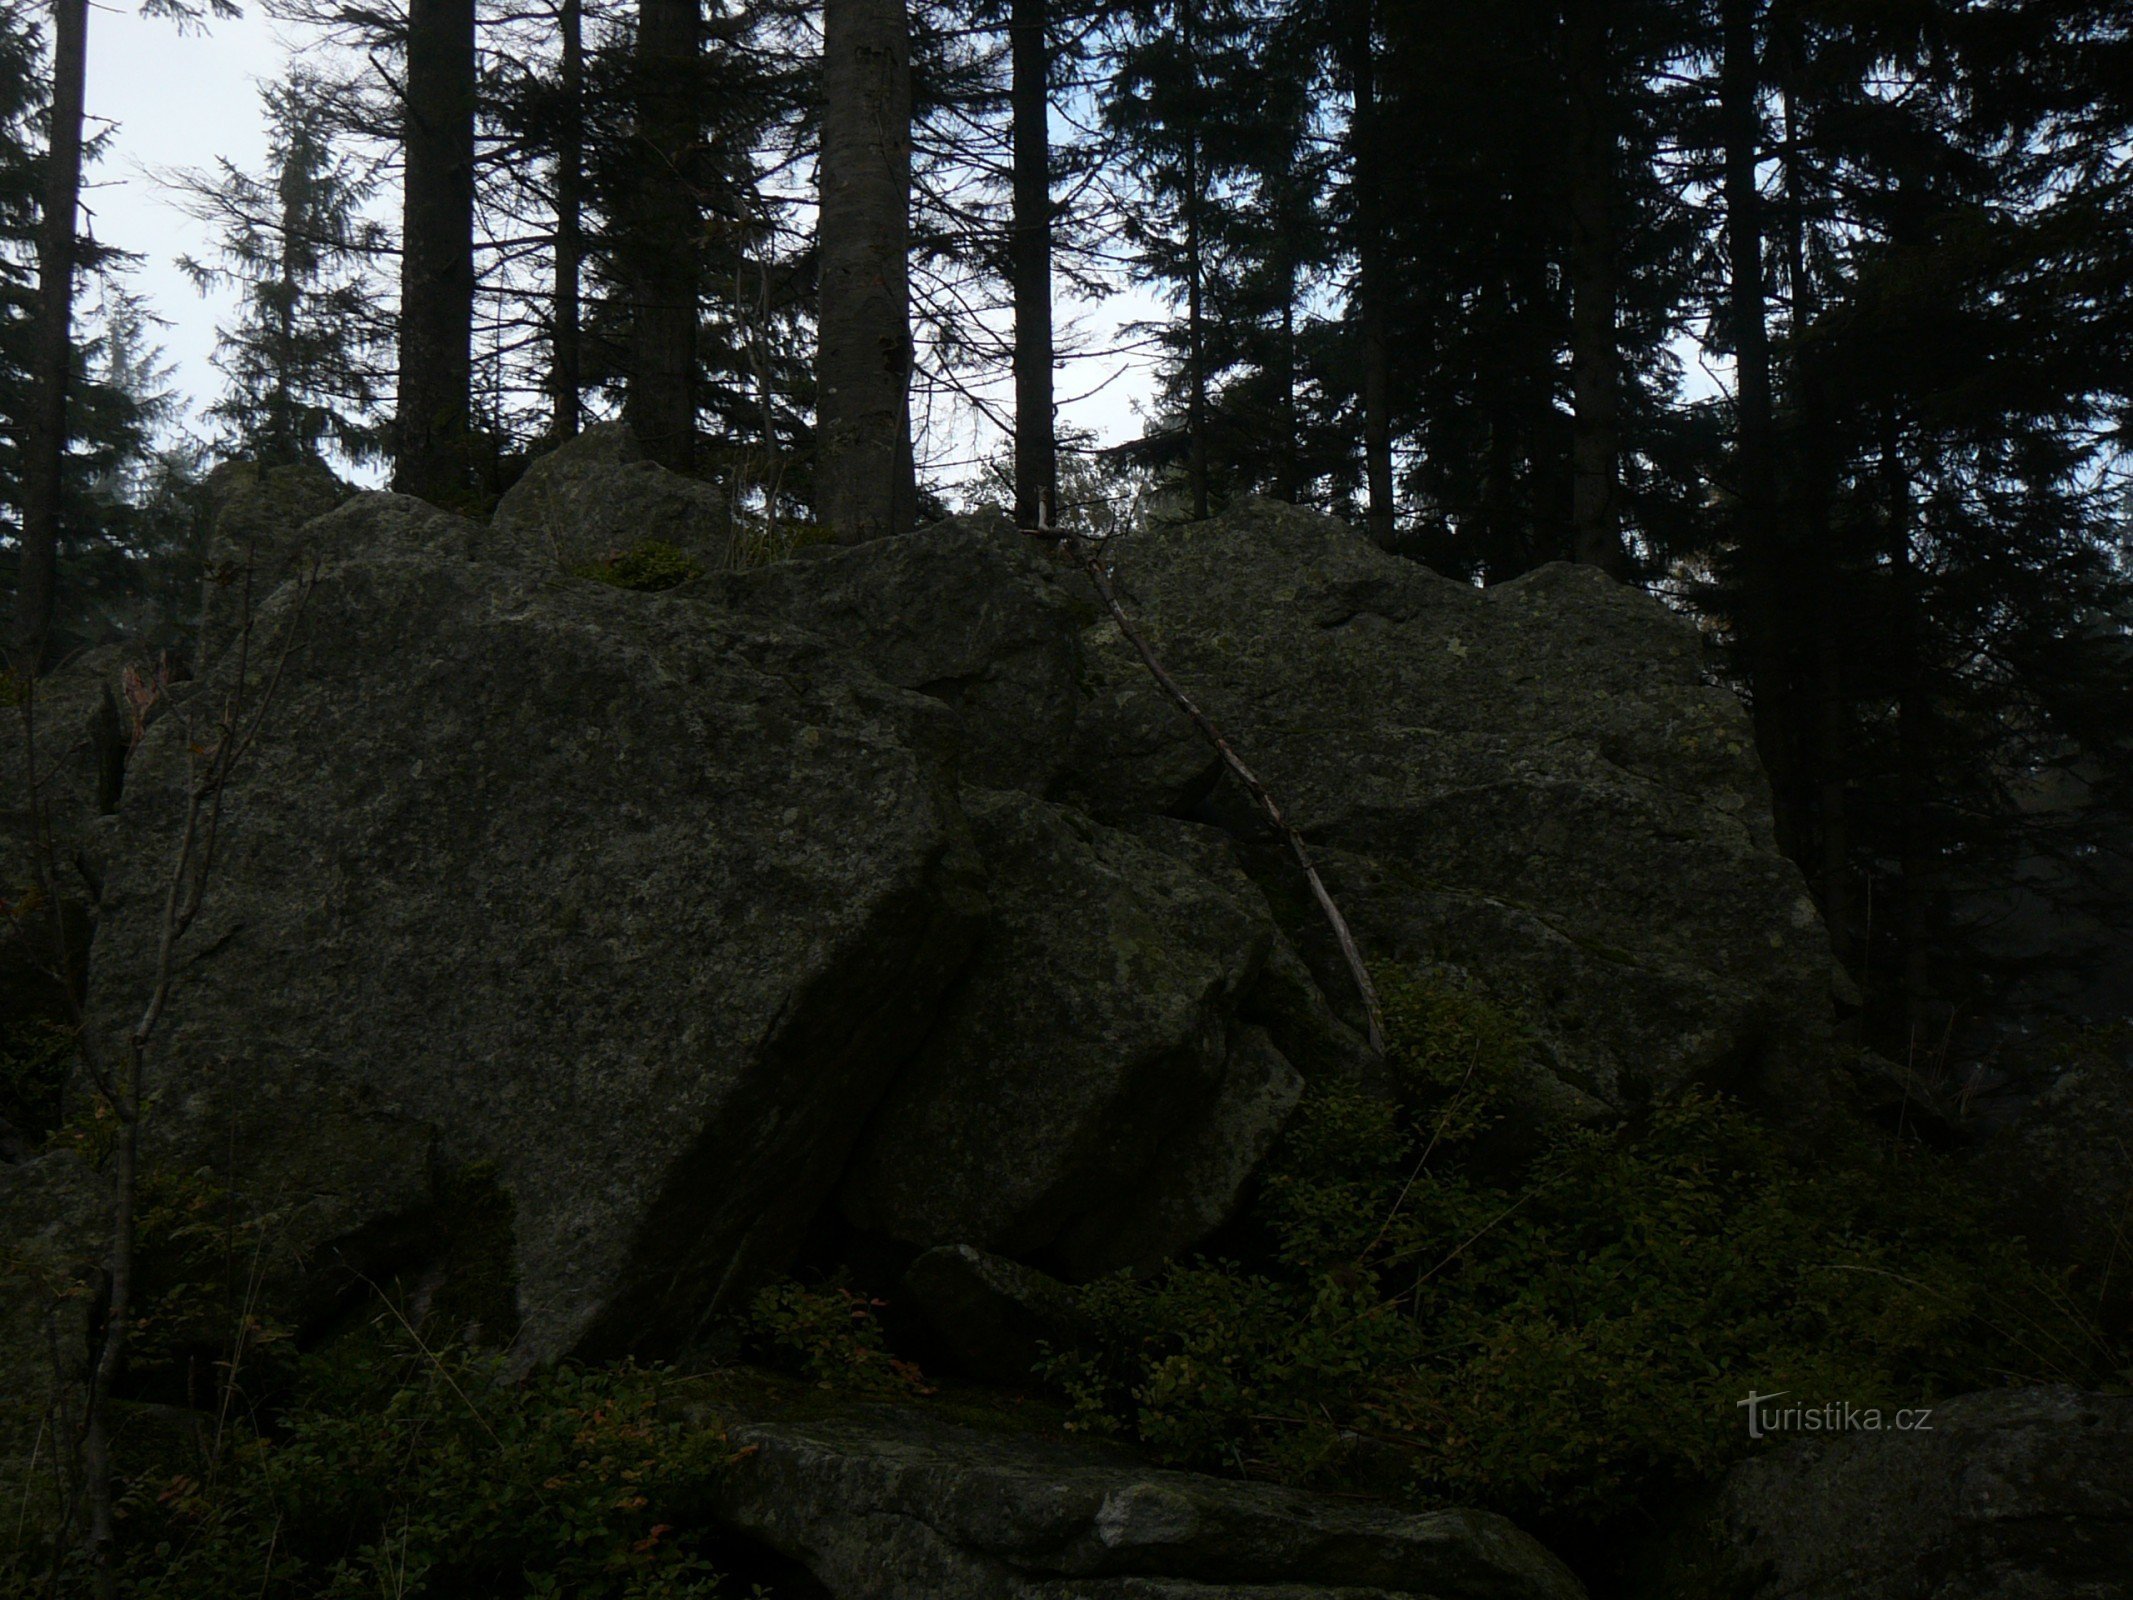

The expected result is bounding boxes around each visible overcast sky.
[78,7,1160,494]
[85,6,282,433]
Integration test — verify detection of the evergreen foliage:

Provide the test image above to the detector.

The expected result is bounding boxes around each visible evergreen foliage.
[173,66,391,467]
[0,1,204,655]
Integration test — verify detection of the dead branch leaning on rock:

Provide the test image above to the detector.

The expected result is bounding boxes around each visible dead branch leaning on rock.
[1024,520,1388,1058]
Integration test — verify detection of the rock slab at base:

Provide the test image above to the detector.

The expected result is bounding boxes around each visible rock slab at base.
[706,1400,1588,1600]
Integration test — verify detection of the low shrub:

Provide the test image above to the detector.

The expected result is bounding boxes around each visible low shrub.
[94,1330,749,1600]
[1047,971,2120,1522]
[745,1277,933,1397]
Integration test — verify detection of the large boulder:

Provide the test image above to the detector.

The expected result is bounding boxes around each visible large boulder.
[197,457,356,663]
[839,792,1301,1278]
[1670,1386,2133,1600]
[51,449,1846,1371]
[704,1398,1588,1600]
[479,422,732,579]
[85,543,986,1362]
[1072,500,1841,1123]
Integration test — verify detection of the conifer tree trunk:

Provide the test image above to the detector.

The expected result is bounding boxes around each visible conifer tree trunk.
[1010,0,1055,527]
[11,0,88,677]
[623,0,699,471]
[1184,120,1209,522]
[1345,0,1393,548]
[1885,417,1934,1031]
[550,0,584,441]
[1566,0,1625,574]
[817,0,914,543]
[1778,37,1852,962]
[1721,0,1802,854]
[395,0,477,505]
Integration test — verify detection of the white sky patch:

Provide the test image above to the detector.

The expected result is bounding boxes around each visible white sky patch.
[83,7,292,440]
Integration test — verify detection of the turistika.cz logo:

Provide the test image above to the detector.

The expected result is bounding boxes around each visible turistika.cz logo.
[1737,1391,1935,1439]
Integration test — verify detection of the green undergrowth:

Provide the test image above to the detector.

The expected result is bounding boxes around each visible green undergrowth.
[9,1329,760,1600]
[1044,969,2125,1524]
[744,1276,933,1398]
[569,540,705,592]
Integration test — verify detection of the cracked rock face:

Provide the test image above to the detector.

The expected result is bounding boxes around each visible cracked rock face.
[838,791,1298,1277]
[703,1400,1589,1600]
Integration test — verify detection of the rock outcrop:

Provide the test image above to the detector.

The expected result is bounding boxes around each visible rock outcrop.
[0,432,1953,1595]
[33,446,1844,1375]
[705,1400,1589,1600]
[1671,1386,2133,1600]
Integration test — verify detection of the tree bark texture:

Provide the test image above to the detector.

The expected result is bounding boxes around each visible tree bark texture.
[11,0,88,678]
[1010,0,1055,527]
[622,0,701,471]
[1565,0,1626,574]
[394,0,477,505]
[817,0,914,543]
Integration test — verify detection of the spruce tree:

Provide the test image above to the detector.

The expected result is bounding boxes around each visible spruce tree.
[175,66,391,466]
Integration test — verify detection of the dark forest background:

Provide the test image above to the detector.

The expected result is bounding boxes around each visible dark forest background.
[4,0,2132,1079]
